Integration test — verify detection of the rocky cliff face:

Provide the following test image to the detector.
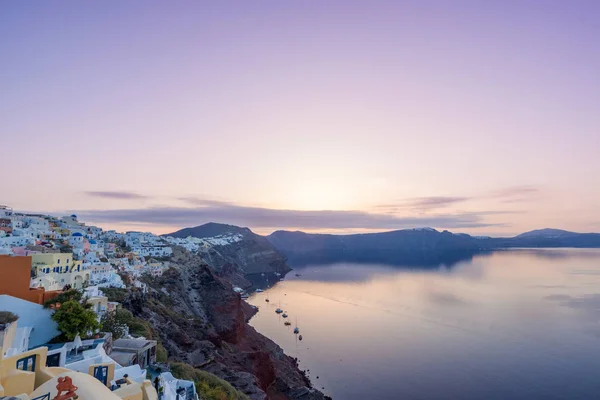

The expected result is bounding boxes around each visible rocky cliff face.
[123,247,327,400]
[167,223,291,282]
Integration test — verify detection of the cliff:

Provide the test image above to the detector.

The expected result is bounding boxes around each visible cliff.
[267,228,482,266]
[166,223,291,282]
[122,247,327,400]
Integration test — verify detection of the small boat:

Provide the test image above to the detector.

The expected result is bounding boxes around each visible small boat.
[298,335,303,341]
[275,308,283,314]
[282,313,288,318]
[265,298,270,302]
[255,289,264,293]
[293,327,299,334]
[284,321,291,326]
[295,273,301,277]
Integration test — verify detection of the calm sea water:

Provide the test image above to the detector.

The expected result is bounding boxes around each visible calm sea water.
[248,249,600,400]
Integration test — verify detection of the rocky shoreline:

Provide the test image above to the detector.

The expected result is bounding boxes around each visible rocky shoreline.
[122,247,329,400]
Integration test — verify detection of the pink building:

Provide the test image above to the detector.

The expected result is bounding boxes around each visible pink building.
[11,247,41,256]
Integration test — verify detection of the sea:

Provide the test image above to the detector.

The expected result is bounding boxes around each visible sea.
[248,248,600,400]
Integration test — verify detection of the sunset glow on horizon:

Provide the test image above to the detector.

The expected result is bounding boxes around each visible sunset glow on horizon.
[2,1,599,236]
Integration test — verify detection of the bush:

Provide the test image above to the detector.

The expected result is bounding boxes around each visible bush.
[169,362,249,400]
[100,309,133,340]
[128,317,155,339]
[44,289,83,309]
[156,343,168,363]
[100,287,128,303]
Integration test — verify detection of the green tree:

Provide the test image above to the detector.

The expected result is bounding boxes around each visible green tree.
[100,308,133,340]
[44,289,83,309]
[52,300,100,341]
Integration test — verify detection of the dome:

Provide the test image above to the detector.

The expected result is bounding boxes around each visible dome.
[89,239,97,244]
[71,214,77,218]
[72,232,83,237]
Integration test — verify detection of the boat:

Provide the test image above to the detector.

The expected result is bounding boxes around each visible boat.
[275,308,283,314]
[284,321,291,326]
[298,335,303,341]
[265,298,270,302]
[282,313,288,318]
[295,273,301,277]
[294,317,299,334]
[255,289,264,293]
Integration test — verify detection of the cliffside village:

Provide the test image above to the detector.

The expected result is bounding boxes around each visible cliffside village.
[0,205,214,400]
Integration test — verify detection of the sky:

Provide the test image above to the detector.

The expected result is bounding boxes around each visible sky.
[1,1,599,236]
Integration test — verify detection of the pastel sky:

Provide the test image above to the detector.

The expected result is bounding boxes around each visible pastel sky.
[1,1,599,236]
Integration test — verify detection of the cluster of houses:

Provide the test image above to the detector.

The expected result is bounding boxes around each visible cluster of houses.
[0,205,201,400]
[0,292,199,399]
[0,206,177,292]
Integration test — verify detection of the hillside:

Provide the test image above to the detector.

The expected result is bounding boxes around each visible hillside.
[267,228,483,266]
[267,228,600,266]
[484,228,600,249]
[166,223,291,280]
[122,247,328,400]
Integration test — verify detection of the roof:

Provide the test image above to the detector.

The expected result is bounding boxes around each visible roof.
[72,232,83,237]
[0,295,60,347]
[109,350,137,366]
[113,338,156,350]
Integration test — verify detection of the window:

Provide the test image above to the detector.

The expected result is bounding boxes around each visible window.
[46,352,61,367]
[16,354,36,372]
[57,259,60,264]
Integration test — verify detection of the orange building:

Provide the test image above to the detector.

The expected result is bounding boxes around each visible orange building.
[0,255,62,305]
[0,218,11,234]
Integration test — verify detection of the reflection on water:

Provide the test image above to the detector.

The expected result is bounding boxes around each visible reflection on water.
[248,249,600,400]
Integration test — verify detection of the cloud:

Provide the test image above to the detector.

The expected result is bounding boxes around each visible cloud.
[377,185,542,212]
[85,191,149,200]
[400,196,470,210]
[488,185,541,202]
[75,203,507,231]
[177,197,233,207]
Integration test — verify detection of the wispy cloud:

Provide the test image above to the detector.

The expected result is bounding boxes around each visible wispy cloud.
[85,191,149,200]
[75,203,508,231]
[377,185,542,212]
[400,196,470,211]
[488,185,541,202]
[177,197,233,207]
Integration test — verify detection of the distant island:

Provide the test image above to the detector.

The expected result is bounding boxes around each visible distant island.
[169,224,600,268]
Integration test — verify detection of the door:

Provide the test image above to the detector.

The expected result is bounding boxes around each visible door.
[93,365,109,386]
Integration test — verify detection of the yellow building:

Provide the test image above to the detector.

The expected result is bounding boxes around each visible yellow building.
[30,255,90,290]
[0,319,157,400]
[31,253,73,275]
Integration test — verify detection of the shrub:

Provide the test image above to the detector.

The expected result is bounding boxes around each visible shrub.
[100,287,128,303]
[100,309,133,340]
[44,289,83,309]
[169,362,249,400]
[156,343,168,363]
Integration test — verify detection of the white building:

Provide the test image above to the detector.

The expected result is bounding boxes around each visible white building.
[69,232,85,247]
